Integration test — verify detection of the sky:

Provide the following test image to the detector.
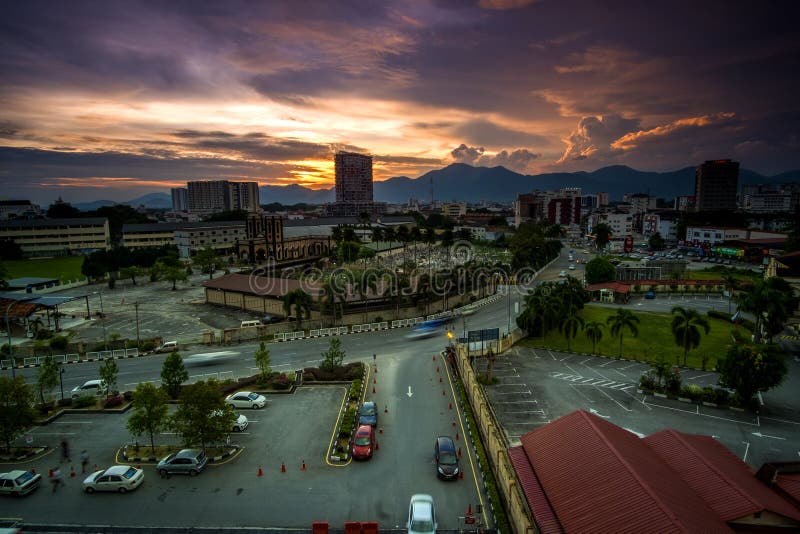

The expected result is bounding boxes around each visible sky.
[1,0,799,204]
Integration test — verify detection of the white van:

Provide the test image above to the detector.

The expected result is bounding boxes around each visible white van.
[156,341,179,353]
[240,320,261,328]
[71,379,107,398]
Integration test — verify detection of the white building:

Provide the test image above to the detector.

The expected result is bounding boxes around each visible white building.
[685,226,747,245]
[0,218,110,257]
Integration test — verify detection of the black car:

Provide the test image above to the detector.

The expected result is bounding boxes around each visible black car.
[260,314,282,325]
[434,436,459,480]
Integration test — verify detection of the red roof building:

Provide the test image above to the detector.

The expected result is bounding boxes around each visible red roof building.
[510,410,800,533]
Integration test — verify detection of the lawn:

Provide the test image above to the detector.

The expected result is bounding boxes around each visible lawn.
[518,304,739,369]
[3,256,84,282]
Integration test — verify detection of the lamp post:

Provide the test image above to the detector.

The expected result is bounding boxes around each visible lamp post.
[134,301,140,350]
[5,300,16,379]
[59,365,65,401]
[95,291,108,351]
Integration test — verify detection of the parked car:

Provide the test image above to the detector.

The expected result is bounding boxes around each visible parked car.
[568,264,575,270]
[212,409,248,432]
[351,425,376,460]
[645,291,656,299]
[558,270,567,277]
[156,449,208,477]
[83,465,144,493]
[407,494,437,534]
[155,341,178,353]
[358,401,378,427]
[71,379,107,399]
[225,391,268,409]
[260,314,282,325]
[434,436,460,480]
[0,470,41,496]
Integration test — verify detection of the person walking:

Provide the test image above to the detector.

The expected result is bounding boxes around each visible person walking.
[60,439,70,463]
[51,466,63,493]
[80,450,89,474]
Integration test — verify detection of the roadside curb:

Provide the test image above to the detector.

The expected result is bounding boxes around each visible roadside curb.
[121,444,241,464]
[0,446,49,463]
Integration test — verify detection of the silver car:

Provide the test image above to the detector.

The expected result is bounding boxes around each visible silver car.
[156,449,208,477]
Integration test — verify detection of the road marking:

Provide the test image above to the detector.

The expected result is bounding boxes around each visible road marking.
[52,421,92,424]
[495,400,538,404]
[645,401,760,425]
[752,432,786,440]
[589,408,610,419]
[598,360,614,368]
[569,384,595,402]
[613,369,628,378]
[580,358,592,365]
[686,373,713,381]
[619,363,639,370]
[547,350,557,361]
[761,416,800,426]
[494,390,532,396]
[406,386,413,398]
[500,383,528,386]
[595,387,633,412]
[743,441,750,463]
[504,410,545,414]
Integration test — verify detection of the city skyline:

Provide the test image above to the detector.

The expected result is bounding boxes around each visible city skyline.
[1,0,798,204]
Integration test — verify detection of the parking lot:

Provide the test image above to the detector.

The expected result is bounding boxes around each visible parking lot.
[477,347,800,469]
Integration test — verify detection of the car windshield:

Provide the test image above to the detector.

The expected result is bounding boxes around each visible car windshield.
[354,435,371,446]
[439,451,457,465]
[361,405,375,415]
[15,471,34,484]
[122,467,137,479]
[247,393,259,400]
[410,519,434,532]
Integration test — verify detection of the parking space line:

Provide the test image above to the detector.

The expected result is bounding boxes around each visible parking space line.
[686,373,713,381]
[569,384,595,402]
[494,390,532,395]
[613,369,628,378]
[500,383,528,386]
[619,363,640,370]
[53,421,92,424]
[504,410,546,414]
[580,358,592,365]
[598,360,614,368]
[495,400,538,404]
[580,377,595,383]
[595,387,633,412]
[547,350,557,360]
[645,400,760,425]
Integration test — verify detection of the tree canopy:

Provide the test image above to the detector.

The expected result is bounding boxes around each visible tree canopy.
[717,344,787,406]
[585,257,616,284]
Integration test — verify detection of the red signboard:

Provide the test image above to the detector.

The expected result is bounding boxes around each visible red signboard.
[624,237,633,253]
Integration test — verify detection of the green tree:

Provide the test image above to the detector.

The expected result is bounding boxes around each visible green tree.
[98,357,119,395]
[126,382,170,454]
[161,351,188,399]
[670,306,711,366]
[171,380,232,452]
[161,263,189,290]
[36,356,59,405]
[254,342,271,383]
[722,273,738,314]
[0,376,36,452]
[559,306,585,351]
[593,223,612,253]
[737,278,792,343]
[338,241,361,263]
[119,265,144,285]
[585,257,616,284]
[584,321,604,354]
[320,337,346,372]
[717,344,788,406]
[82,250,110,281]
[282,288,312,329]
[647,232,666,251]
[606,308,640,359]
[193,247,218,280]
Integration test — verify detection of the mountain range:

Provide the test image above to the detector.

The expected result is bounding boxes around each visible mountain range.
[73,164,800,210]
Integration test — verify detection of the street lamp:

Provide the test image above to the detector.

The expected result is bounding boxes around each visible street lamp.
[94,291,108,351]
[59,365,65,400]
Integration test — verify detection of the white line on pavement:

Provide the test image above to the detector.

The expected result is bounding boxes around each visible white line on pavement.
[613,369,628,378]
[53,421,92,424]
[495,400,538,404]
[494,390,532,396]
[645,401,760,426]
[595,386,633,411]
[761,416,800,426]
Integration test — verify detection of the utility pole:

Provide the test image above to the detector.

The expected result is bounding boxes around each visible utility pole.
[134,301,141,350]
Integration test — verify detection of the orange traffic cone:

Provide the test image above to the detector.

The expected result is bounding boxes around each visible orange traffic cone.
[70,466,75,478]
[467,503,473,515]
[436,366,439,372]
[432,355,436,361]
[384,405,388,413]
[379,427,383,434]
[374,366,377,374]
[375,441,380,451]
[258,465,263,477]
[459,470,464,480]
[439,376,442,382]
[372,386,376,394]
[301,460,307,471]
[458,447,462,458]
[442,390,445,396]
[281,463,286,473]
[373,378,376,384]
[456,431,459,440]
[449,403,452,410]
[452,420,456,426]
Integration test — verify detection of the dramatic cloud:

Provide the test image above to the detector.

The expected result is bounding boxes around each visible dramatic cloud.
[1,0,799,202]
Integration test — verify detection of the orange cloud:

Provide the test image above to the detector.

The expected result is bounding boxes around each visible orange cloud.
[611,112,736,150]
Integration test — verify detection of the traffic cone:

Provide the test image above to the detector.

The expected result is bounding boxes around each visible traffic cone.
[458,447,462,458]
[301,460,307,471]
[258,465,263,477]
[374,367,377,374]
[136,464,141,469]
[467,503,473,515]
[31,468,36,475]
[433,355,436,361]
[459,470,464,480]
[281,463,286,473]
[373,378,376,384]
[375,441,379,451]
[379,427,383,434]
[442,390,445,396]
[452,420,456,426]
[439,376,442,382]
[456,431,459,440]
[449,403,452,410]
[384,405,388,413]
[436,366,439,372]
[70,466,75,478]
[49,468,53,478]
[372,386,376,394]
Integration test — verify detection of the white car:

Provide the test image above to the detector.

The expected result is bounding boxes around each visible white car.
[225,391,268,409]
[83,465,144,493]
[568,264,575,270]
[407,494,437,534]
[0,470,42,496]
[71,379,107,399]
[558,270,567,277]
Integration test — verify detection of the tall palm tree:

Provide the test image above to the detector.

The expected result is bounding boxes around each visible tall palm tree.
[359,270,379,323]
[410,226,422,264]
[372,226,384,251]
[282,289,311,330]
[396,226,410,266]
[606,308,639,359]
[559,306,585,351]
[584,321,604,354]
[737,279,789,343]
[670,306,711,366]
[540,294,562,343]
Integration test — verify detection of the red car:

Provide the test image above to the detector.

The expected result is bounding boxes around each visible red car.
[351,425,376,460]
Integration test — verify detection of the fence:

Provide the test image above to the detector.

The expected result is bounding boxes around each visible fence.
[454,329,534,533]
[2,348,140,369]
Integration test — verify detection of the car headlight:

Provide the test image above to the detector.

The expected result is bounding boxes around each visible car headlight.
[453,467,459,474]
[438,466,445,474]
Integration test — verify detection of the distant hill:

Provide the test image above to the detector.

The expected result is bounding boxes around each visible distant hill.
[124,192,171,209]
[72,199,118,210]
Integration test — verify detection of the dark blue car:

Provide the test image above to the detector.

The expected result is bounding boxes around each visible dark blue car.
[358,401,378,427]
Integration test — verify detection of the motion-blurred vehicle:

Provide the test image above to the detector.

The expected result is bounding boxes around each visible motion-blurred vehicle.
[405,326,441,340]
[83,465,144,493]
[183,350,238,367]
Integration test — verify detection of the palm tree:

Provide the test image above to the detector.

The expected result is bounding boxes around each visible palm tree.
[410,226,422,264]
[383,226,396,247]
[282,289,312,330]
[721,274,737,314]
[606,308,639,359]
[372,226,384,251]
[396,226,410,265]
[584,321,604,354]
[358,270,378,323]
[670,306,711,366]
[559,306,585,351]
[540,294,562,343]
[737,279,790,343]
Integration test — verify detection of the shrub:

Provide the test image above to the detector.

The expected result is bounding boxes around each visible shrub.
[339,406,357,437]
[35,330,54,340]
[57,397,73,408]
[639,373,657,391]
[73,395,97,409]
[271,373,292,390]
[680,384,703,402]
[104,394,124,408]
[123,390,134,401]
[702,386,716,403]
[665,370,682,395]
[140,340,156,352]
[714,388,730,406]
[707,310,730,321]
[349,379,362,400]
[374,316,383,323]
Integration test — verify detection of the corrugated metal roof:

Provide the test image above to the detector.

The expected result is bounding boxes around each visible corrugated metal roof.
[776,474,800,506]
[508,446,563,534]
[203,274,322,298]
[518,410,731,533]
[645,430,800,523]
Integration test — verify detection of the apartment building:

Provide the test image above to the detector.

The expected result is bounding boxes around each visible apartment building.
[0,218,110,257]
[186,180,260,214]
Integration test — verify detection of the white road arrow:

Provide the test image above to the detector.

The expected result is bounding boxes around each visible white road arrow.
[407,386,413,398]
[752,432,786,440]
[589,408,610,419]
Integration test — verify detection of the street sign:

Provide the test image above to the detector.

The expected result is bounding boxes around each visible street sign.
[467,328,499,342]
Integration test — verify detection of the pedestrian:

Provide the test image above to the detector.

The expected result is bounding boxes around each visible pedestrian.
[60,439,70,463]
[80,450,89,474]
[51,466,62,493]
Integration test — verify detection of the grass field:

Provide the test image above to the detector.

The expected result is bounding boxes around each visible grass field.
[3,256,84,282]
[518,304,738,369]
